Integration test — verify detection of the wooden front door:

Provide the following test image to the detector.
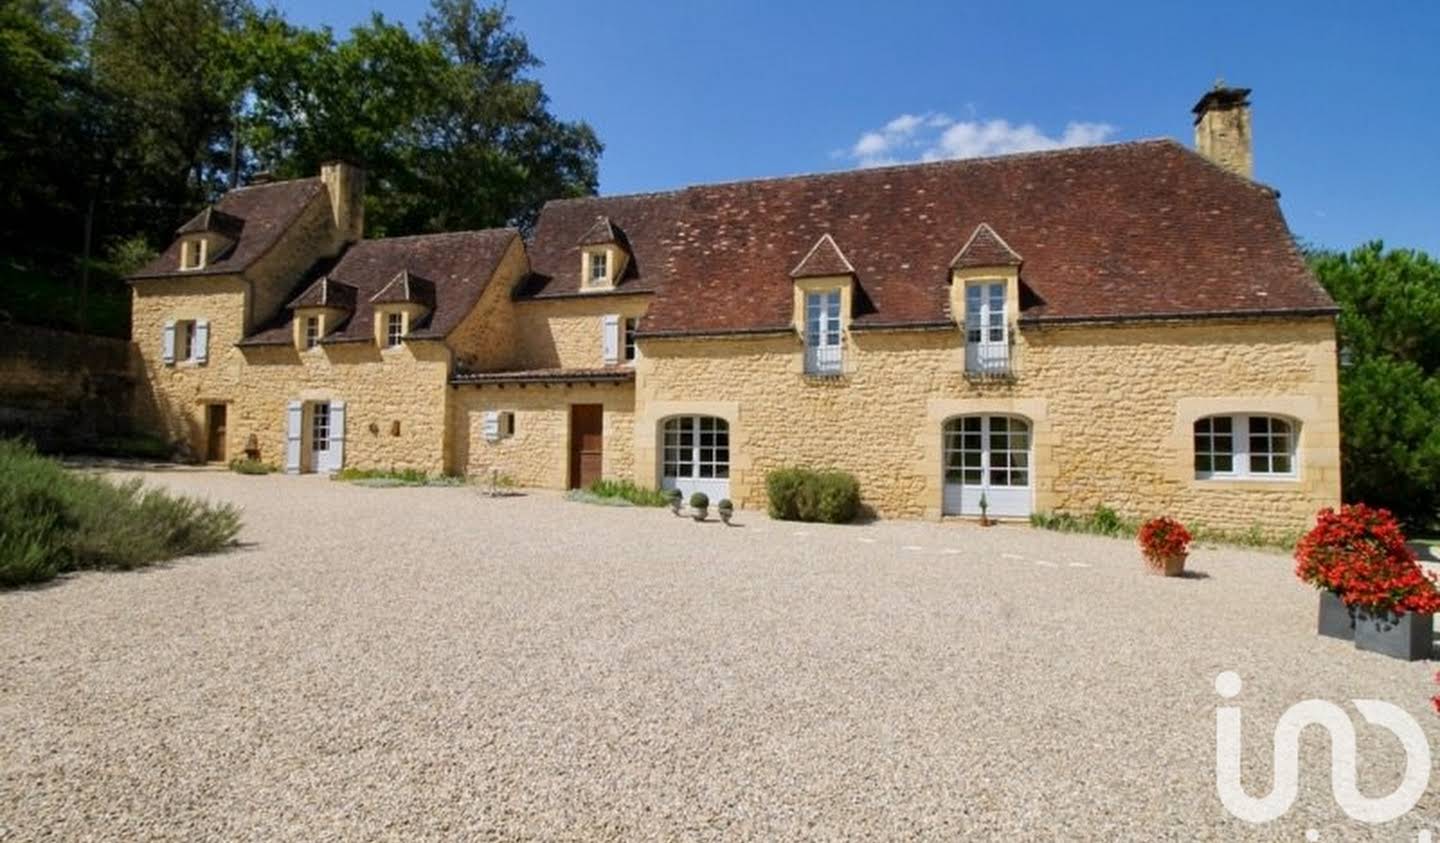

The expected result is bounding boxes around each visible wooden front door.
[569,404,604,489]
[205,404,227,462]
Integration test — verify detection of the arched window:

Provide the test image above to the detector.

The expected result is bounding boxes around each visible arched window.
[1194,414,1296,479]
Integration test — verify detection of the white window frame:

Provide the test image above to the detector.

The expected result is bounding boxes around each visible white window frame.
[1194,414,1298,480]
[304,315,320,349]
[803,289,842,375]
[588,251,608,286]
[661,416,730,481]
[177,319,196,361]
[964,280,1008,374]
[311,402,331,454]
[623,317,638,363]
[385,312,404,348]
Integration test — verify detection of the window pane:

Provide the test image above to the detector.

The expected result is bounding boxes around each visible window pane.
[1215,454,1233,473]
[1250,454,1269,474]
[1195,454,1212,473]
[1214,416,1232,434]
[1272,455,1291,474]
[1011,470,1028,487]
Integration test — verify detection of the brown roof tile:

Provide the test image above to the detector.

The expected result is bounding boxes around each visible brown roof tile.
[790,233,856,278]
[131,178,326,280]
[288,276,358,311]
[950,223,1022,268]
[241,229,518,346]
[451,366,635,385]
[528,139,1334,335]
[175,205,246,240]
[370,269,437,308]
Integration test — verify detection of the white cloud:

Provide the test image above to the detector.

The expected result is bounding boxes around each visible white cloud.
[844,113,1116,168]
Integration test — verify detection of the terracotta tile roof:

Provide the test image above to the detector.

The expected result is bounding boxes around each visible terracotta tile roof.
[288,275,358,310]
[519,191,683,299]
[527,139,1335,334]
[175,205,246,240]
[790,233,856,278]
[950,223,1022,268]
[240,229,518,346]
[451,366,635,385]
[369,269,437,308]
[577,215,624,247]
[130,179,326,280]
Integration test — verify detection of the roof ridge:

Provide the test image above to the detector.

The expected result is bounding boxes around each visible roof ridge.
[355,228,519,245]
[545,139,1181,207]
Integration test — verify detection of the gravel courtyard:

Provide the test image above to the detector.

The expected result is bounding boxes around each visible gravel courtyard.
[4,470,1439,841]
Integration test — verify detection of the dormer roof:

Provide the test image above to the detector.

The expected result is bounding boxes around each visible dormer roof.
[369,269,436,308]
[287,275,358,311]
[578,215,625,247]
[950,223,1023,269]
[790,233,856,279]
[175,205,245,240]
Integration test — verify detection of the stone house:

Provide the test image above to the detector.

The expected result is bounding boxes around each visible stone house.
[129,85,1340,532]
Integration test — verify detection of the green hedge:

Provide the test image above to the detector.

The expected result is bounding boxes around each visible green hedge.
[0,439,241,587]
[765,468,861,523]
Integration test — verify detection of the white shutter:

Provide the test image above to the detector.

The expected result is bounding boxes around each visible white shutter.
[285,401,302,474]
[162,321,176,364]
[482,410,500,443]
[328,401,346,473]
[193,319,210,363]
[602,314,620,365]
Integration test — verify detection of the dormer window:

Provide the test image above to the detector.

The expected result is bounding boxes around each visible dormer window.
[304,316,320,349]
[180,239,205,270]
[577,216,629,292]
[385,312,405,347]
[789,233,856,377]
[949,223,1023,379]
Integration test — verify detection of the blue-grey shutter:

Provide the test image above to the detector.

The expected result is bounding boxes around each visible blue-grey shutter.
[328,401,346,472]
[193,320,210,363]
[482,410,500,442]
[285,401,303,474]
[602,314,620,365]
[162,321,176,364]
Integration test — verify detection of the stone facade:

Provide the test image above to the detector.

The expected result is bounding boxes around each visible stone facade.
[633,317,1338,533]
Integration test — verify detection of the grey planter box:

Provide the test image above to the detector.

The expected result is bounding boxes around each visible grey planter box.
[1317,590,1355,640]
[1354,609,1434,661]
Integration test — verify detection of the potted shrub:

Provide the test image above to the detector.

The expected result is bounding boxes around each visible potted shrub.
[717,498,734,525]
[665,488,683,516]
[1297,504,1439,660]
[978,492,991,527]
[1138,516,1191,576]
[690,492,709,522]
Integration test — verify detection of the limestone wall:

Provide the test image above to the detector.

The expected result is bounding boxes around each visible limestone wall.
[242,193,344,333]
[451,383,635,488]
[633,318,1340,532]
[0,325,134,449]
[511,295,650,370]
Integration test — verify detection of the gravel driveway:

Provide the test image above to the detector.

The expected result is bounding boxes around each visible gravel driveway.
[3,469,1439,841]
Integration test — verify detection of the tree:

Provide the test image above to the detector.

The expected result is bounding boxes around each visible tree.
[238,0,600,235]
[1311,242,1440,527]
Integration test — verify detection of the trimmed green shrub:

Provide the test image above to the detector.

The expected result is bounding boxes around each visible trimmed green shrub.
[229,458,275,475]
[332,467,462,487]
[689,492,709,509]
[765,468,861,523]
[0,439,241,587]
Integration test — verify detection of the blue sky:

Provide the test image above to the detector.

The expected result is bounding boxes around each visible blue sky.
[279,0,1439,254]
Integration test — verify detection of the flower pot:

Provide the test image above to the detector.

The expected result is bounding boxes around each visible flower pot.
[1354,609,1434,661]
[1145,553,1187,577]
[1317,590,1355,640]
[718,508,733,525]
[692,507,708,522]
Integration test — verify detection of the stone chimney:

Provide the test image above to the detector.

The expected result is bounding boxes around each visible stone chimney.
[320,159,365,244]
[1192,82,1253,179]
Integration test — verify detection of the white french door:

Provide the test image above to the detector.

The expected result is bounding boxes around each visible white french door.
[964,281,1009,374]
[660,416,730,501]
[804,290,842,375]
[942,415,1032,517]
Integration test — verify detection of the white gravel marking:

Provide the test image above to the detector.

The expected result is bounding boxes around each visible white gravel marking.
[3,469,1437,841]
[901,545,925,552]
[941,548,963,555]
[1001,552,1025,560]
[857,537,877,544]
[1034,560,1059,567]
[1069,562,1092,569]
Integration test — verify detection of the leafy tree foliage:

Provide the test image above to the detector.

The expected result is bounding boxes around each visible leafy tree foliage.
[0,0,599,333]
[1312,243,1440,527]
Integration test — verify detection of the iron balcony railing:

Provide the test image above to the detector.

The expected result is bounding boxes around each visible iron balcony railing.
[965,341,1017,379]
[805,343,844,376]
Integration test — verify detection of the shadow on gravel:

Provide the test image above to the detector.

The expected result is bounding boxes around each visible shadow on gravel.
[1177,569,1212,580]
